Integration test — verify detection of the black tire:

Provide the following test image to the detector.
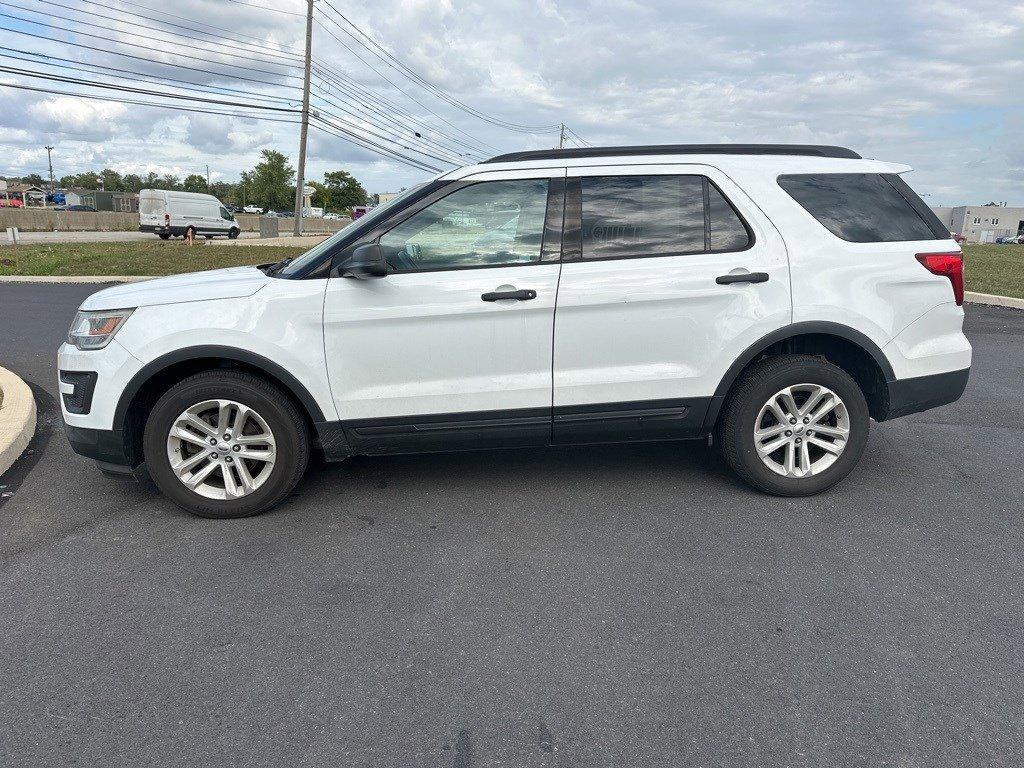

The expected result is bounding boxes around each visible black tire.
[204,234,213,240]
[143,370,310,518]
[719,355,869,496]
[158,233,171,240]
[228,228,240,240]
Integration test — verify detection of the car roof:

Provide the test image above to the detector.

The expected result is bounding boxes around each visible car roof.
[482,144,861,164]
[440,144,911,180]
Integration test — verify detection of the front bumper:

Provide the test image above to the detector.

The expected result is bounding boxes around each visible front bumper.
[881,367,970,421]
[64,424,133,467]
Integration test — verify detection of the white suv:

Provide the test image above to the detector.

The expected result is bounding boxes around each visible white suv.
[58,144,971,518]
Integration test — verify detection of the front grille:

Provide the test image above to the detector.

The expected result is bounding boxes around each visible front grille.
[60,371,98,415]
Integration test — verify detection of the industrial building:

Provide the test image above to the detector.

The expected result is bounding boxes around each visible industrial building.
[930,203,1024,242]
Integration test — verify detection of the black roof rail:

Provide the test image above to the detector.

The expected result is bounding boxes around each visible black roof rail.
[482,144,862,164]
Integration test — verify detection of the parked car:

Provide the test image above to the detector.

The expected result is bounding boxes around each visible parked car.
[58,144,971,518]
[138,189,240,240]
[242,205,263,214]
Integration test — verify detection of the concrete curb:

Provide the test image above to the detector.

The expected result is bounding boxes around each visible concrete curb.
[0,365,37,478]
[965,291,1024,310]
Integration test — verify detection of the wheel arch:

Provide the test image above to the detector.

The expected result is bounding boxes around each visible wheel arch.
[702,321,895,431]
[114,345,326,465]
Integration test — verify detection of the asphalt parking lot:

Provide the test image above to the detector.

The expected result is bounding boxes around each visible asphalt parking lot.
[1,282,1023,767]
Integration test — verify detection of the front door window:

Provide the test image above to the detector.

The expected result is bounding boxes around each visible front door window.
[379,179,549,271]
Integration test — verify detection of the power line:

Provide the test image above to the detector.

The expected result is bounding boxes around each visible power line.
[565,126,592,147]
[0,47,301,106]
[0,81,303,124]
[311,17,497,155]
[310,91,466,165]
[0,4,301,78]
[310,72,483,162]
[310,117,440,173]
[0,63,302,113]
[220,0,305,17]
[0,23,303,90]
[317,0,562,134]
[106,0,305,56]
[49,0,306,67]
[1,62,453,170]
[311,58,492,157]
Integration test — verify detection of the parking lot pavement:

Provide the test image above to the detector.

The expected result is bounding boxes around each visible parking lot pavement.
[1,282,1023,767]
[1,230,260,244]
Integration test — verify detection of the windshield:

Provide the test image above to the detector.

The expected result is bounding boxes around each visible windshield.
[278,181,432,277]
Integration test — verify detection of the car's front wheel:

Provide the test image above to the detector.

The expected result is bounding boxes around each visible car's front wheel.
[228,227,240,239]
[719,355,869,496]
[143,371,310,518]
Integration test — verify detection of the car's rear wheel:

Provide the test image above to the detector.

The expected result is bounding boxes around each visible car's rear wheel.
[719,355,869,496]
[158,233,170,240]
[143,370,310,518]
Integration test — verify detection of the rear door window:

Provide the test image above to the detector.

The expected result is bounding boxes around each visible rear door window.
[577,175,751,260]
[778,173,949,242]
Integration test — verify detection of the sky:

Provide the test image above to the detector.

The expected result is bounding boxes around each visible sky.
[0,0,1022,205]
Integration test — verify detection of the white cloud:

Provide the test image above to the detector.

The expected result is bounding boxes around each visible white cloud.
[0,0,1021,202]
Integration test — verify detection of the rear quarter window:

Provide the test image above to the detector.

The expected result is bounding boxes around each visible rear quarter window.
[777,173,949,243]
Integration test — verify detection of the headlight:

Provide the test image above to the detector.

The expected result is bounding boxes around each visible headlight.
[67,309,134,350]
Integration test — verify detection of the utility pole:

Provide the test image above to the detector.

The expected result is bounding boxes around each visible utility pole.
[293,0,314,236]
[44,145,55,192]
[205,164,210,189]
[558,123,565,149]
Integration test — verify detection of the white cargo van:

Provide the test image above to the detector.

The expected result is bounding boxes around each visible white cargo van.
[139,189,241,240]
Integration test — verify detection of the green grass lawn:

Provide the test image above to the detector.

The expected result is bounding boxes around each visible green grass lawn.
[0,241,308,277]
[1,239,1022,299]
[962,244,1024,299]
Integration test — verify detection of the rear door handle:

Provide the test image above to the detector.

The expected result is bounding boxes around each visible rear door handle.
[481,289,537,302]
[716,272,769,285]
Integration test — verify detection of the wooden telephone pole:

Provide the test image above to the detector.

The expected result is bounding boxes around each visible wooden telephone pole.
[293,0,314,236]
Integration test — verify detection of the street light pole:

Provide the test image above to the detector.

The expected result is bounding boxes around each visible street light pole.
[558,123,565,149]
[293,0,314,236]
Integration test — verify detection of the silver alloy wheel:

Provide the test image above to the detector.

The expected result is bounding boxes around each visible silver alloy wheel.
[166,399,276,500]
[753,383,850,478]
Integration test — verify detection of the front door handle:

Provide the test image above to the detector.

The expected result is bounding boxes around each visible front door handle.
[716,272,769,285]
[481,289,537,302]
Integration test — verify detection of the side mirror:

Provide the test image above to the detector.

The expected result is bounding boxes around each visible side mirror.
[341,243,388,279]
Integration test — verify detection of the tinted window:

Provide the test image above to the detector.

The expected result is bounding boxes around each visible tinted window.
[380,179,548,271]
[778,173,940,242]
[581,175,704,260]
[708,184,750,251]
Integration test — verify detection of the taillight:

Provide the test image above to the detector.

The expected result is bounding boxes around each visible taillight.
[915,251,964,306]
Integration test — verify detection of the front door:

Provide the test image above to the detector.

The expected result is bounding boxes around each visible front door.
[552,164,792,443]
[323,169,565,453]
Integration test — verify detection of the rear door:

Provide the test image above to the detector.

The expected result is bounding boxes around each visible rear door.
[552,164,791,443]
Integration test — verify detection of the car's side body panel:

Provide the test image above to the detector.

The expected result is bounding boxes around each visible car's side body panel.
[717,157,969,380]
[551,163,792,441]
[59,277,336,434]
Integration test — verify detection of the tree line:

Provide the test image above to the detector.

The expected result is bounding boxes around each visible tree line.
[3,150,370,214]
